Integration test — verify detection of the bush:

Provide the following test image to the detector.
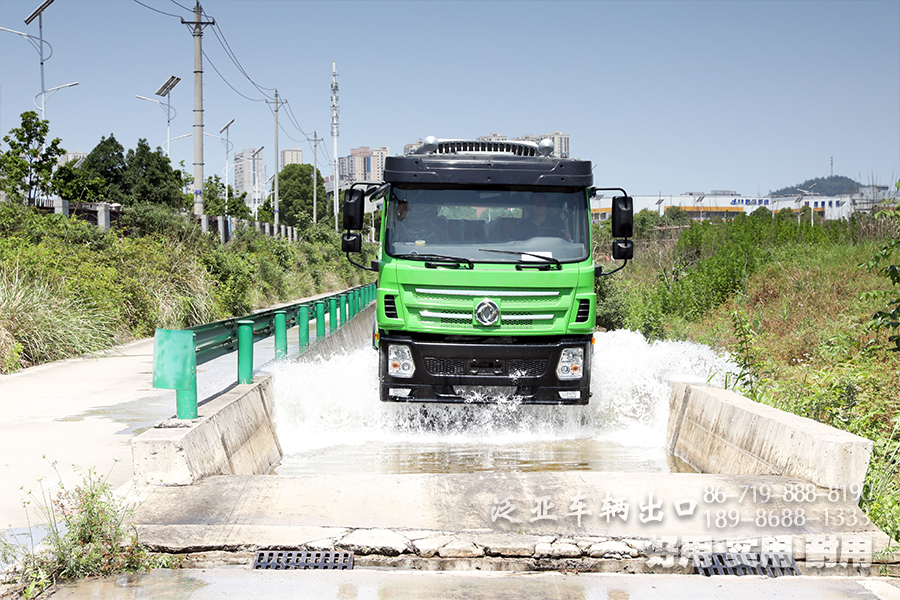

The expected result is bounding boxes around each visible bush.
[0,463,179,598]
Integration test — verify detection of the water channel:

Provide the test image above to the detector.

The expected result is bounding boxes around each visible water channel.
[267,330,736,476]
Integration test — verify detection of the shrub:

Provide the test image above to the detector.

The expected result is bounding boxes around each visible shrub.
[0,463,179,598]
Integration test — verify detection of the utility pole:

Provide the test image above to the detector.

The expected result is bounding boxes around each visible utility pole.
[331,61,340,233]
[311,131,323,224]
[267,90,286,229]
[182,1,214,217]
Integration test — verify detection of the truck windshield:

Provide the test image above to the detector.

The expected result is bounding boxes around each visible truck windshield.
[385,187,591,263]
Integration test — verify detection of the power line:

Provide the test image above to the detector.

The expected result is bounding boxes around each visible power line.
[202,49,265,102]
[204,12,275,98]
[168,0,193,11]
[132,0,183,19]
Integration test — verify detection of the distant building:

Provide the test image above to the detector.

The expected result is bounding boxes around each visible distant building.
[338,146,390,183]
[58,151,86,166]
[369,146,389,182]
[234,148,265,215]
[281,147,303,168]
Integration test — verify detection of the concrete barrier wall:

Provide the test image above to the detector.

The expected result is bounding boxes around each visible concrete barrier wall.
[132,304,375,486]
[133,376,281,485]
[296,304,375,362]
[667,382,873,489]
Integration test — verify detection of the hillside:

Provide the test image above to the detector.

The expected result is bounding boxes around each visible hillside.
[769,175,861,197]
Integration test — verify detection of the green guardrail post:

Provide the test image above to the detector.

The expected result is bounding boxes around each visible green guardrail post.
[153,328,198,420]
[355,288,361,313]
[340,294,348,326]
[329,297,338,333]
[315,301,325,340]
[274,310,287,359]
[298,304,309,346]
[349,291,357,318]
[238,319,254,384]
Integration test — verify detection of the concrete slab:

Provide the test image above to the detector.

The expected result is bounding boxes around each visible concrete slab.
[44,569,900,600]
[128,471,894,570]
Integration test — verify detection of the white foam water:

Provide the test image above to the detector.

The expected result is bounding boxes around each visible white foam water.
[265,330,735,474]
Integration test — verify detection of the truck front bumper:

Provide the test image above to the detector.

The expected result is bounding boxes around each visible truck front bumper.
[378,334,592,405]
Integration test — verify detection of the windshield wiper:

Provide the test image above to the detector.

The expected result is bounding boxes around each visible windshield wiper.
[393,253,474,269]
[477,248,562,270]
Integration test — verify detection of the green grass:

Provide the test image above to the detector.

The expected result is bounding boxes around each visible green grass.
[0,202,376,373]
[608,222,900,543]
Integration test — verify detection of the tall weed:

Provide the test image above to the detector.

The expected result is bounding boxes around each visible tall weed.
[0,263,119,371]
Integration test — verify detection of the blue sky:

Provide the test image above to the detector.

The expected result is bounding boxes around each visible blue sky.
[1,0,898,196]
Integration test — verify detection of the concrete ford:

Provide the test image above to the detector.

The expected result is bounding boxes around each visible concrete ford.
[341,137,633,404]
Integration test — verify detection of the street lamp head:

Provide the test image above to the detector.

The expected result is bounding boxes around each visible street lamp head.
[220,118,235,134]
[24,0,55,25]
[155,75,180,97]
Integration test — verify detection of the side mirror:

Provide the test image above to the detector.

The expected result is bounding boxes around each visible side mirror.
[612,239,633,261]
[342,232,362,254]
[611,196,633,238]
[343,187,365,230]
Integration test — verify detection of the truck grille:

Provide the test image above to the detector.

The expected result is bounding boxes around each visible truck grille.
[424,358,548,377]
[412,287,565,332]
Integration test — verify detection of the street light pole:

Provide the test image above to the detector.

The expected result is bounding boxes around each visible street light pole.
[24,0,55,121]
[136,76,180,157]
[220,119,235,212]
[251,146,264,217]
[156,76,180,157]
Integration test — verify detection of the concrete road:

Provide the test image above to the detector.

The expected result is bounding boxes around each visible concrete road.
[0,326,306,529]
[48,569,900,600]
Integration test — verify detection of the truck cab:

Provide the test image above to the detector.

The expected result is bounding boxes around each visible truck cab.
[342,137,632,405]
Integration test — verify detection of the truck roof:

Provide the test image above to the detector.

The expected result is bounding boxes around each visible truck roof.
[384,140,592,188]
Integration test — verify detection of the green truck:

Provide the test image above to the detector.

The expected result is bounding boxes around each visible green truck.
[341,137,633,405]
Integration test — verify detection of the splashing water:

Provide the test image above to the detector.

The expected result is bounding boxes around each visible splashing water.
[265,330,735,474]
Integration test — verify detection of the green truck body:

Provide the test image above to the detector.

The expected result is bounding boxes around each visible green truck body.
[342,138,632,405]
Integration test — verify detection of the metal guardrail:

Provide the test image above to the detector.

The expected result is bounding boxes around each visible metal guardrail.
[153,283,377,419]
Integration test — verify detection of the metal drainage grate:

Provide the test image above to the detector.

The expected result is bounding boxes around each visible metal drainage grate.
[253,550,354,570]
[694,552,800,577]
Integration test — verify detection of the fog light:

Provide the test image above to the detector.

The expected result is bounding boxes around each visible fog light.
[388,345,415,378]
[558,391,581,400]
[556,347,584,380]
[389,388,412,397]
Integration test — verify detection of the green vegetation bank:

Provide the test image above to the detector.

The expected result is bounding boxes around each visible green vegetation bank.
[595,199,900,547]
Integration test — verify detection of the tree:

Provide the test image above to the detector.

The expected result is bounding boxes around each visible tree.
[227,188,251,220]
[204,174,227,216]
[275,163,330,228]
[0,111,65,204]
[203,175,250,219]
[257,195,274,223]
[122,139,186,208]
[634,208,661,237]
[663,205,690,226]
[81,134,127,204]
[52,160,106,203]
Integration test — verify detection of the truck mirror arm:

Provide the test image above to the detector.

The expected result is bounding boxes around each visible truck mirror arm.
[595,260,629,278]
[345,253,379,272]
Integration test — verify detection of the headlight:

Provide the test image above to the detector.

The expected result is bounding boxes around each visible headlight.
[556,347,584,380]
[388,344,415,378]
